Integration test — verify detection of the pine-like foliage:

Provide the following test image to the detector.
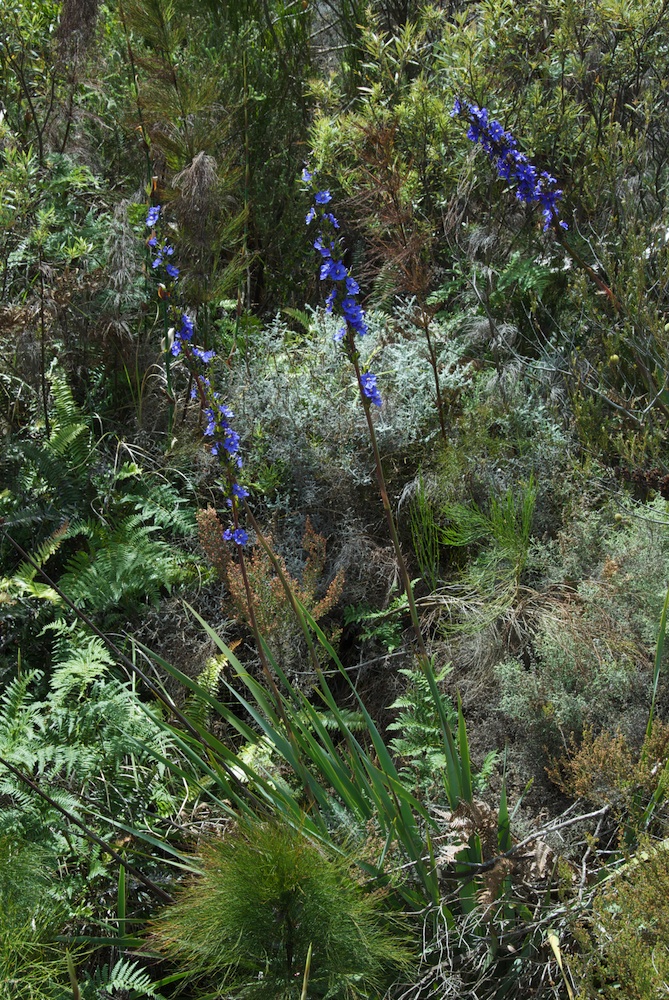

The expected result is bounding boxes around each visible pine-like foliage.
[150,819,412,999]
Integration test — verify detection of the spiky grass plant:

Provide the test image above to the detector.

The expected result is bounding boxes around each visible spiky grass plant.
[0,837,70,999]
[149,819,413,999]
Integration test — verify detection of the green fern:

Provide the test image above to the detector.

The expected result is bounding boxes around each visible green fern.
[0,622,180,845]
[388,664,497,792]
[344,592,409,653]
[59,523,188,616]
[494,250,555,300]
[122,479,196,538]
[388,663,457,785]
[83,957,165,998]
[185,655,227,729]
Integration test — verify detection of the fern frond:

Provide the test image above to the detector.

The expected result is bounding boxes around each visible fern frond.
[89,956,164,997]
[19,441,87,512]
[185,656,226,729]
[59,525,186,614]
[14,523,69,585]
[120,479,196,537]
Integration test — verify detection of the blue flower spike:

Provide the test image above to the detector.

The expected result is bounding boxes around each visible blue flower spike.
[304,166,380,406]
[452,100,568,232]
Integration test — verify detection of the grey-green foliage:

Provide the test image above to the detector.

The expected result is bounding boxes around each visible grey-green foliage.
[150,819,413,999]
[496,636,643,753]
[0,622,178,849]
[225,306,473,499]
[497,496,669,749]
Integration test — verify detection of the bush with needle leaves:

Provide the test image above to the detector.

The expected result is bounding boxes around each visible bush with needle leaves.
[149,818,413,999]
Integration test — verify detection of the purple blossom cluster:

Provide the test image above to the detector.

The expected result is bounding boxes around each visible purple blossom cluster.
[146,206,180,279]
[452,99,568,232]
[303,169,382,408]
[145,203,249,545]
[359,372,382,408]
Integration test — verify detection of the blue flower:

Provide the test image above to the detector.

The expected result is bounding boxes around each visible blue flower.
[192,347,216,363]
[453,99,567,230]
[306,184,368,339]
[360,371,382,407]
[330,261,348,281]
[306,206,316,224]
[302,167,313,182]
[179,314,194,340]
[314,237,332,257]
[147,235,158,247]
[223,526,247,545]
[223,428,240,455]
[322,212,340,229]
[146,205,161,227]
[223,527,249,546]
[232,482,249,499]
[165,263,179,280]
[341,296,367,334]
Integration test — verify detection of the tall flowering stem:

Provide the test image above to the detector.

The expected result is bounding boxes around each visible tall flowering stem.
[451,99,623,297]
[144,204,286,701]
[146,203,179,439]
[453,101,669,419]
[304,173,429,665]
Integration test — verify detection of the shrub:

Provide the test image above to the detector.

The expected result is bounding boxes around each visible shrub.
[548,721,669,840]
[574,841,669,1000]
[149,819,413,999]
[197,508,344,672]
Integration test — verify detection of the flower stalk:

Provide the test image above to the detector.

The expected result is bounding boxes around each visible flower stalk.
[304,173,429,665]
